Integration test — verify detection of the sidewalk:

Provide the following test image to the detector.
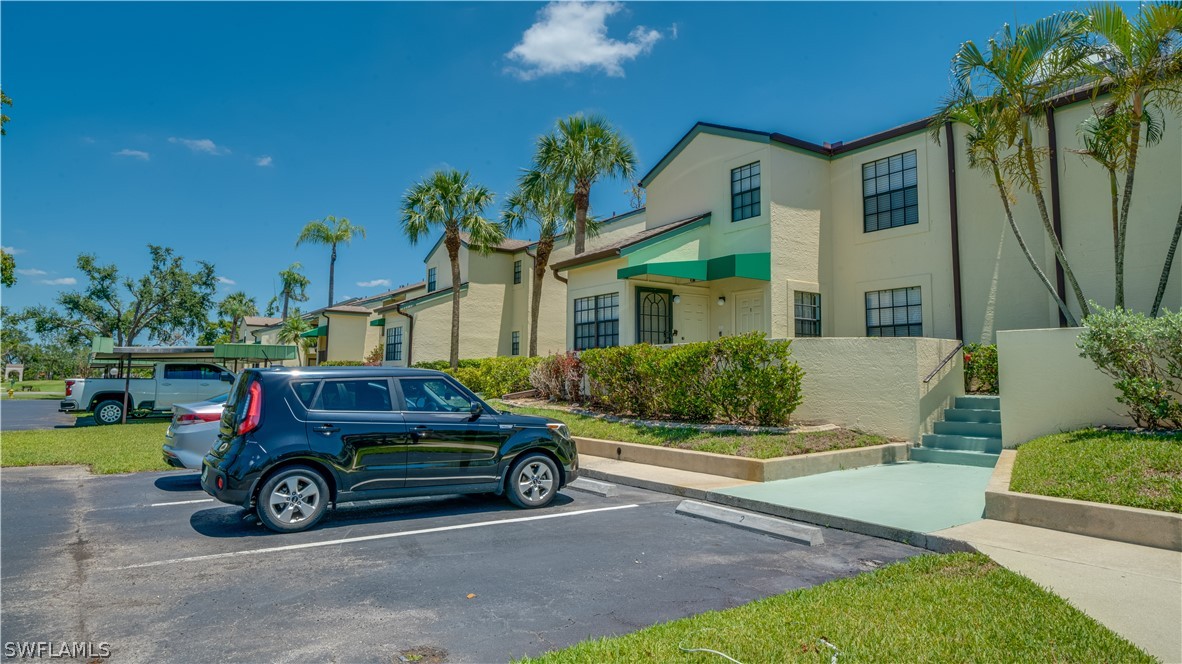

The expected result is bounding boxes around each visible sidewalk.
[580,453,1182,663]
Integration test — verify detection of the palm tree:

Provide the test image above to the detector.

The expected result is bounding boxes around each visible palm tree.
[276,311,313,366]
[217,291,258,343]
[1081,2,1182,308]
[531,114,636,255]
[949,13,1093,318]
[295,216,366,306]
[503,169,584,356]
[934,96,1078,326]
[277,262,311,318]
[401,169,503,369]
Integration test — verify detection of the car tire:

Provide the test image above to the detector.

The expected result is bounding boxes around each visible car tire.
[506,453,560,509]
[256,465,330,533]
[93,400,125,426]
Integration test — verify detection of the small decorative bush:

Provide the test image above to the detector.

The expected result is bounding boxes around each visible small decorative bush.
[1078,305,1182,429]
[710,334,805,426]
[363,344,383,366]
[963,343,999,394]
[412,356,541,397]
[529,352,583,401]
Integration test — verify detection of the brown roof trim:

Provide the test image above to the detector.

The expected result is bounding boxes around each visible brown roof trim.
[551,212,710,272]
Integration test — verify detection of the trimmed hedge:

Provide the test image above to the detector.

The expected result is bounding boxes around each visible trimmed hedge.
[320,360,364,366]
[964,343,998,394]
[534,333,805,427]
[413,356,542,397]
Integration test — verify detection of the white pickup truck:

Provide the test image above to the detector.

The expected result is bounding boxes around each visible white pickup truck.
[60,362,236,425]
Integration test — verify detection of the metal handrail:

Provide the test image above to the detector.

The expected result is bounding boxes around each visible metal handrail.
[923,341,964,384]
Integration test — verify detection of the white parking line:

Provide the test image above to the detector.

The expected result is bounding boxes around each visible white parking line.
[149,499,215,507]
[111,503,639,571]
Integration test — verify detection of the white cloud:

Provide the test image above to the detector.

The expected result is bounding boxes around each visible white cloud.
[169,137,231,156]
[255,155,273,167]
[357,279,392,288]
[216,276,236,285]
[506,2,662,79]
[16,268,47,276]
[81,137,96,144]
[114,149,150,161]
[1,246,24,255]
[40,277,77,286]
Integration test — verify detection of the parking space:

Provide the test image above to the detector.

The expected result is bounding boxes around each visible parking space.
[2,467,922,663]
[0,400,75,431]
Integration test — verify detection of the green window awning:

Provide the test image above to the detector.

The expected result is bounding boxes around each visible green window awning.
[300,325,327,338]
[369,319,385,327]
[213,343,298,361]
[617,252,771,283]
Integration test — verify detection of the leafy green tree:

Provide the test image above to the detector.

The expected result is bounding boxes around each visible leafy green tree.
[1,307,32,365]
[263,296,280,317]
[276,311,313,366]
[1,88,11,136]
[948,12,1093,318]
[23,245,217,346]
[296,216,365,307]
[401,169,503,368]
[503,169,585,356]
[217,291,258,343]
[277,262,311,318]
[531,114,636,255]
[1,249,14,287]
[198,319,233,346]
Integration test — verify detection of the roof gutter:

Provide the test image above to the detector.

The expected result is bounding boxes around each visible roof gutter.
[395,303,414,366]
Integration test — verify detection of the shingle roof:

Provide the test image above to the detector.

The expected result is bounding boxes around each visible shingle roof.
[550,213,711,272]
[242,316,282,327]
[324,305,373,314]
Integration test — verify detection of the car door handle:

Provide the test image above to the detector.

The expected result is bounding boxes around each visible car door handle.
[313,425,339,434]
[409,425,429,439]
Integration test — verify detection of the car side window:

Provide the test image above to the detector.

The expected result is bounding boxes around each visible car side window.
[197,365,226,380]
[291,380,320,407]
[312,379,392,412]
[400,378,472,413]
[164,364,200,380]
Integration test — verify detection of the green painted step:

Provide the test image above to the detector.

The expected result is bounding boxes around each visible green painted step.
[910,446,999,468]
[944,407,1002,424]
[921,433,1003,454]
[933,420,1002,438]
[955,395,1001,410]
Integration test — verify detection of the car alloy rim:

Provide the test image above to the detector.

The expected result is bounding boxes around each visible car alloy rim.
[98,404,121,423]
[516,461,553,503]
[268,475,321,524]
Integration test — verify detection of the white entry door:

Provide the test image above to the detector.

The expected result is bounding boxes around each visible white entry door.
[675,294,708,342]
[735,291,765,334]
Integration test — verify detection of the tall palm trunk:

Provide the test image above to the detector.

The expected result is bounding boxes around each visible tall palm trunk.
[1106,167,1120,305]
[1151,202,1182,317]
[282,293,289,319]
[992,162,1078,326]
[1115,96,1144,310]
[445,232,462,369]
[327,244,337,306]
[230,319,239,344]
[573,183,590,255]
[529,237,554,357]
[1020,125,1090,318]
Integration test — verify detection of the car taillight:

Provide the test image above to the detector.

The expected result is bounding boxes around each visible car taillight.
[175,412,220,426]
[65,380,74,397]
[238,381,263,436]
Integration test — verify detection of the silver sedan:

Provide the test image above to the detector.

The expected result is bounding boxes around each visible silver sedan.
[162,393,228,470]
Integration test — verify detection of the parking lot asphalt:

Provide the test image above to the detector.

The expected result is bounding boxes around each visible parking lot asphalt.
[1,466,923,663]
[0,399,75,431]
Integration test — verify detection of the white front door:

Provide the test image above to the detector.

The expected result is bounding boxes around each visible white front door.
[674,294,708,342]
[735,290,765,334]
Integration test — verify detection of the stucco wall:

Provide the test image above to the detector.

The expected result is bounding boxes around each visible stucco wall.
[790,336,964,442]
[324,313,369,362]
[997,327,1132,448]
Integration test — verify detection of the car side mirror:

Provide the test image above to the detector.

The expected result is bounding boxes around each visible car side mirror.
[469,402,483,420]
[221,374,235,383]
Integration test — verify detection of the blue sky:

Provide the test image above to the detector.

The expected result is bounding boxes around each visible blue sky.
[2,1,1083,314]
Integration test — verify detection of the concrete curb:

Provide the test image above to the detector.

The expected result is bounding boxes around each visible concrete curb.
[567,478,618,497]
[986,450,1182,551]
[575,437,912,483]
[675,500,824,546]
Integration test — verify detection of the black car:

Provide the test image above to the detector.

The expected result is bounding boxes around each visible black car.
[200,367,578,533]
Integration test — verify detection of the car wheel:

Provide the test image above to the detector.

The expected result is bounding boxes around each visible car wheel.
[93,400,124,426]
[506,453,559,509]
[256,466,330,533]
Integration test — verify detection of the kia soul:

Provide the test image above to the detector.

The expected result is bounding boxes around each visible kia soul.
[201,367,578,533]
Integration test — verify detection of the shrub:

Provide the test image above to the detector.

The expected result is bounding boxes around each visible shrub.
[411,356,541,397]
[964,343,998,394]
[530,352,583,401]
[320,360,363,366]
[709,333,805,426]
[363,344,383,366]
[659,342,715,421]
[1078,305,1182,429]
[580,345,664,417]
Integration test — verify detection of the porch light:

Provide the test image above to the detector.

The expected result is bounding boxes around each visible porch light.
[717,296,726,306]
[672,295,681,304]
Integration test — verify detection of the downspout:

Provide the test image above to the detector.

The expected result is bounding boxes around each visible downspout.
[550,265,568,285]
[395,303,414,366]
[944,121,965,341]
[1047,106,1069,327]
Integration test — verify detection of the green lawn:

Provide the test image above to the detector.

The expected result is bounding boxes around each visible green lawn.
[0,420,173,474]
[520,553,1150,664]
[1,379,67,400]
[492,401,886,459]
[1011,429,1182,513]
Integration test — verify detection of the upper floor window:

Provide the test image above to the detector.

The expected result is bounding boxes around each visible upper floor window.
[513,260,522,285]
[427,267,437,292]
[511,331,520,356]
[385,326,402,362]
[794,292,821,337]
[731,162,761,222]
[866,286,922,337]
[574,293,619,350]
[863,150,918,233]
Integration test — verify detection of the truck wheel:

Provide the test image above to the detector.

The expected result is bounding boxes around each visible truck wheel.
[93,400,125,425]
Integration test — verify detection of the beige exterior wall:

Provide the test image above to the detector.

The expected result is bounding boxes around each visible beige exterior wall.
[997,327,1133,448]
[323,313,369,363]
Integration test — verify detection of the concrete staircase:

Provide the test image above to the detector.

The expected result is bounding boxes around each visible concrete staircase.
[911,395,1001,468]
